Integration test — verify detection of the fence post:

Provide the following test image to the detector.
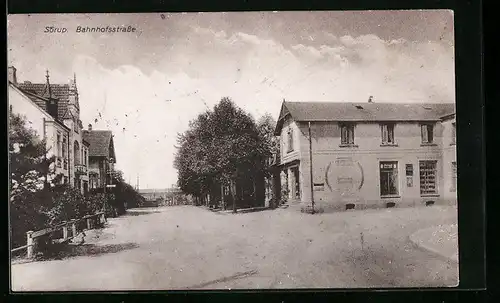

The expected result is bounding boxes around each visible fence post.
[71,220,77,238]
[62,222,68,241]
[26,231,34,258]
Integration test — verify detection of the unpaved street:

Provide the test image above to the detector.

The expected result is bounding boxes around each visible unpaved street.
[11,205,458,291]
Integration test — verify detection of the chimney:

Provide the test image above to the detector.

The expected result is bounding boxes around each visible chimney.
[88,124,92,130]
[368,95,374,103]
[8,66,17,85]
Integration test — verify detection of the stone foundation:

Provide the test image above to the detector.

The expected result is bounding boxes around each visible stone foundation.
[297,198,457,214]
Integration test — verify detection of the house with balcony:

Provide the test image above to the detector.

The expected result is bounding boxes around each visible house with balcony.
[273,100,457,212]
[8,66,107,195]
[82,126,116,192]
[8,73,71,184]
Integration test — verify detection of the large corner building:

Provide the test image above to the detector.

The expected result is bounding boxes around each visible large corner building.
[273,100,457,212]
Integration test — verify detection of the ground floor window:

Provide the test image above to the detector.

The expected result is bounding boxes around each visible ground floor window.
[419,160,438,195]
[451,161,457,192]
[380,161,399,196]
[83,181,89,196]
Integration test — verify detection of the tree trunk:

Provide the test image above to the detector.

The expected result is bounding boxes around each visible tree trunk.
[231,178,237,213]
[221,183,226,210]
[252,177,257,207]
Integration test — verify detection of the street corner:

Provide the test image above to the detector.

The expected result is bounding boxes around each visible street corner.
[409,223,458,264]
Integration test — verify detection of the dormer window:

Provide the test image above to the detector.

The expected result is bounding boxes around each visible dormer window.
[381,123,396,145]
[340,123,355,146]
[287,127,294,153]
[74,119,79,134]
[421,123,434,144]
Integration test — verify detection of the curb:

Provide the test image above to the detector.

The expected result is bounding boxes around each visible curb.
[408,233,458,265]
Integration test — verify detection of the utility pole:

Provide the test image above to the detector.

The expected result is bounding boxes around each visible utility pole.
[103,160,107,214]
[308,121,315,214]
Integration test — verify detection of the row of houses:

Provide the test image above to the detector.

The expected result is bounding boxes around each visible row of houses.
[8,66,117,195]
[267,99,457,212]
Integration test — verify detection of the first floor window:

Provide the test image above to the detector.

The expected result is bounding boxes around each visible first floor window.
[287,128,294,153]
[381,123,395,144]
[421,124,434,144]
[340,123,355,145]
[451,161,457,192]
[420,160,438,195]
[62,136,67,158]
[57,133,61,157]
[380,161,399,196]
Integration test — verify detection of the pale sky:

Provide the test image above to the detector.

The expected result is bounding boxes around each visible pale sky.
[7,11,455,189]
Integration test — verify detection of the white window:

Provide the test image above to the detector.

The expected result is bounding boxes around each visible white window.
[380,161,399,196]
[340,123,355,145]
[451,161,457,192]
[420,160,438,195]
[57,133,61,157]
[421,124,434,144]
[287,128,294,153]
[381,123,395,145]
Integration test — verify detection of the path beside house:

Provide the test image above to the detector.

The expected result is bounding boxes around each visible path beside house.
[11,205,458,291]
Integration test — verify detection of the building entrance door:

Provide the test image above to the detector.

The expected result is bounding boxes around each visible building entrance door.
[291,166,301,200]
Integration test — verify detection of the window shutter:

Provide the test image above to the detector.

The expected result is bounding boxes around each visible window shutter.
[421,125,428,143]
[388,125,394,143]
[381,125,388,143]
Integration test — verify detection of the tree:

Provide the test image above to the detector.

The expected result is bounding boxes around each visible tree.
[9,112,60,247]
[174,97,277,212]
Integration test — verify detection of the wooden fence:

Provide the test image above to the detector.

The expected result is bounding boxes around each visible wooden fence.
[11,212,106,259]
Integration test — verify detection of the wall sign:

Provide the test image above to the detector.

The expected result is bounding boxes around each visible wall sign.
[406,176,413,187]
[406,164,413,187]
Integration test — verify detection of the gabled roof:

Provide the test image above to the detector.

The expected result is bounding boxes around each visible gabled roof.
[82,130,116,162]
[275,101,456,135]
[9,82,70,131]
[17,82,71,120]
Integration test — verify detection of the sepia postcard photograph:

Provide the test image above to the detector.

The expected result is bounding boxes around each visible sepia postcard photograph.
[8,10,458,291]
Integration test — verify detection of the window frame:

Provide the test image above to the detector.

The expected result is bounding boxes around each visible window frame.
[287,127,294,153]
[379,161,399,197]
[340,123,355,146]
[419,160,438,195]
[421,123,434,144]
[381,123,396,145]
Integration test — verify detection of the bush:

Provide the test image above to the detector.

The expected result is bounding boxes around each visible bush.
[10,190,49,248]
[86,192,106,214]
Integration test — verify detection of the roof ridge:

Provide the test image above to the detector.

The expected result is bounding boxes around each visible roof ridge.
[284,101,454,105]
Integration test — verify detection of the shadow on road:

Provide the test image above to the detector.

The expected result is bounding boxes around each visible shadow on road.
[33,242,140,261]
[123,210,162,217]
[186,269,259,289]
